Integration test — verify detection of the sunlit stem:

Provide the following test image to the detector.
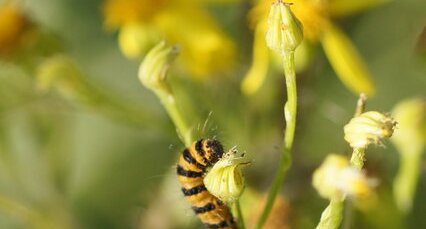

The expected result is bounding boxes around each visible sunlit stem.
[342,94,368,228]
[235,200,246,229]
[157,91,193,147]
[350,147,366,170]
[393,152,421,213]
[255,51,296,229]
[316,198,344,229]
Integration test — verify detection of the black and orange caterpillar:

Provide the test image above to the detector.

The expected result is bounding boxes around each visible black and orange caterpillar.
[176,139,236,229]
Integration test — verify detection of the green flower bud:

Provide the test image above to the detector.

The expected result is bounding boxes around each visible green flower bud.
[391,98,426,155]
[266,1,303,54]
[36,55,83,98]
[344,111,396,149]
[138,41,179,95]
[204,148,248,203]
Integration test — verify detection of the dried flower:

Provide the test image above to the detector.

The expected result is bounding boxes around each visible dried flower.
[344,111,396,149]
[313,154,374,200]
[204,148,248,203]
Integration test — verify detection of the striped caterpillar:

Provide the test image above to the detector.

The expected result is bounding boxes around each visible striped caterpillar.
[176,139,236,229]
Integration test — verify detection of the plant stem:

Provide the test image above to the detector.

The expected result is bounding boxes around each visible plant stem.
[393,152,421,213]
[157,91,192,147]
[255,52,296,229]
[350,147,365,170]
[316,199,344,229]
[235,200,246,229]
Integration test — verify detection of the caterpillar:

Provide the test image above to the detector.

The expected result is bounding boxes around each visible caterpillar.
[176,139,236,229]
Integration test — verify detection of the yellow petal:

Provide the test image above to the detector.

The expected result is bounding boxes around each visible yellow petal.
[321,23,375,95]
[241,21,269,95]
[329,0,392,17]
[154,6,236,77]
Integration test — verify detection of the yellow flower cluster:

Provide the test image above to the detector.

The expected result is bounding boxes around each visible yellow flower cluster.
[0,3,29,54]
[102,0,236,78]
[242,0,388,95]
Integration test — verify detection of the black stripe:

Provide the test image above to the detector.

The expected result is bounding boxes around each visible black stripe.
[204,220,229,228]
[195,139,205,156]
[176,165,203,178]
[195,139,211,166]
[182,185,207,196]
[192,203,215,214]
[182,149,207,171]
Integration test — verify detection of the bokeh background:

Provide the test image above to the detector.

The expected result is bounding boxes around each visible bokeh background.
[0,0,425,228]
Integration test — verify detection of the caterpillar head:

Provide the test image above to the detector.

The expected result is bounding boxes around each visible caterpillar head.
[204,139,224,164]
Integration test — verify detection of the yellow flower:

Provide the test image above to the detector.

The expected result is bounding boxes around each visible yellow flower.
[312,154,374,200]
[242,0,389,95]
[0,3,29,54]
[102,0,236,78]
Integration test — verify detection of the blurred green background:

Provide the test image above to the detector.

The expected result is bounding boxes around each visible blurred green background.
[0,0,425,228]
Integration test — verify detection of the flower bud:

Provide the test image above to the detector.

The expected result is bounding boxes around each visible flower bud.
[266,1,303,54]
[36,55,83,98]
[313,154,374,200]
[204,148,248,203]
[344,111,396,149]
[138,41,179,95]
[391,98,426,155]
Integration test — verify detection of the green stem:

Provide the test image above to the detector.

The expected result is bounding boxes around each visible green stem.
[157,91,193,146]
[235,200,246,229]
[255,52,296,229]
[393,152,422,213]
[316,199,344,229]
[0,194,56,229]
[349,147,365,170]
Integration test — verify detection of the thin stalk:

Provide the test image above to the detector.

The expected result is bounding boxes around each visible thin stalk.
[342,94,368,229]
[157,91,193,146]
[349,147,365,170]
[255,52,296,229]
[316,199,344,229]
[235,200,246,229]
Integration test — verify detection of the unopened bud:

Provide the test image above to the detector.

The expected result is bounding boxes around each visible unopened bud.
[36,55,82,98]
[391,98,426,155]
[204,148,248,203]
[138,41,179,95]
[266,1,303,54]
[344,111,396,149]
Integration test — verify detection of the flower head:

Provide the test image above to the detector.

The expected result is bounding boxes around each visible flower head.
[203,147,248,203]
[313,154,374,200]
[344,111,396,149]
